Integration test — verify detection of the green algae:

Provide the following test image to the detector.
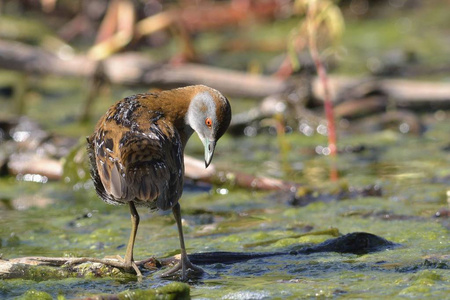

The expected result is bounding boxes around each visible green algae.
[1,126,449,298]
[116,282,190,300]
[15,289,53,300]
[1,280,190,300]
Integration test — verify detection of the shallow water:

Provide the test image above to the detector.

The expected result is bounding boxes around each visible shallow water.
[0,112,449,298]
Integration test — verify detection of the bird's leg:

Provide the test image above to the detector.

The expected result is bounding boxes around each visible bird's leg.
[66,202,142,278]
[161,203,204,281]
[122,201,142,277]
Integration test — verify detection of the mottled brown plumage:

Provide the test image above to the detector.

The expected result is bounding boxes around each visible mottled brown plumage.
[87,85,231,280]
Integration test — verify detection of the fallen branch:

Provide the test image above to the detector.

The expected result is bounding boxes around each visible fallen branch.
[0,232,397,280]
[9,153,297,191]
[2,40,450,107]
[0,40,287,99]
[312,76,450,109]
[2,115,298,192]
[173,155,298,191]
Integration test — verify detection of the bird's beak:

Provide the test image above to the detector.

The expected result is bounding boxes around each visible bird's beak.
[204,138,216,168]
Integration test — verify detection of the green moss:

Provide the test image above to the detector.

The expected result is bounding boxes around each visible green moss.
[9,265,71,281]
[116,282,190,300]
[15,289,53,300]
[398,285,432,297]
[412,270,443,283]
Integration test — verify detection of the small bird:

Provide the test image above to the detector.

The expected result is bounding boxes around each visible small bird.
[87,85,231,280]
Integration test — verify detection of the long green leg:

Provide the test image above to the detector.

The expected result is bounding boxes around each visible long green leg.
[161,202,203,281]
[68,201,143,278]
[124,201,142,277]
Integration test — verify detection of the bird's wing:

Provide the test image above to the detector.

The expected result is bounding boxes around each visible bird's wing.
[88,117,130,205]
[89,110,184,210]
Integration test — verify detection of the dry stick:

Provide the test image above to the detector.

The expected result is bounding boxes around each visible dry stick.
[1,41,449,105]
[94,0,122,44]
[306,1,338,181]
[184,156,298,191]
[0,256,158,280]
[7,152,298,192]
[311,76,450,108]
[88,0,135,61]
[88,1,279,61]
[0,40,287,99]
[0,232,396,280]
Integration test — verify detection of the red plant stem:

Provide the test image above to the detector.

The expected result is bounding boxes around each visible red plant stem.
[306,1,338,181]
[315,55,337,156]
[306,2,337,156]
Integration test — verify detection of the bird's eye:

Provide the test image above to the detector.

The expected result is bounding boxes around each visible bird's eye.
[205,117,213,128]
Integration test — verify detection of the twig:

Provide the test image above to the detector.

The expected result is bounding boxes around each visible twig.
[306,1,337,156]
[0,232,397,279]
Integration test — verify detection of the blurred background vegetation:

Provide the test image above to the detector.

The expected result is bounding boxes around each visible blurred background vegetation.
[0,0,449,299]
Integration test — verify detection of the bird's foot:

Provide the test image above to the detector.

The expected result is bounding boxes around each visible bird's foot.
[114,255,143,278]
[67,256,142,278]
[161,257,204,281]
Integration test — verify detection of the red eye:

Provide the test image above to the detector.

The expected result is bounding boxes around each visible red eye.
[205,118,213,128]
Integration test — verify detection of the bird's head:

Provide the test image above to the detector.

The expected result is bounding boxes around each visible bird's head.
[186,86,232,168]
